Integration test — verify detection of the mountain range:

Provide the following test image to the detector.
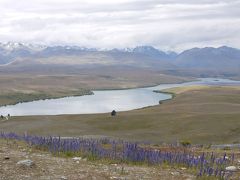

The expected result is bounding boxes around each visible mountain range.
[0,42,239,78]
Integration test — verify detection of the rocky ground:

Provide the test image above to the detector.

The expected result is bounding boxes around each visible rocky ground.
[0,139,198,180]
[1,139,240,180]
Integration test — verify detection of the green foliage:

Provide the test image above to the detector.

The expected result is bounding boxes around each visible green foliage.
[223,146,231,151]
[180,140,191,147]
[63,151,75,157]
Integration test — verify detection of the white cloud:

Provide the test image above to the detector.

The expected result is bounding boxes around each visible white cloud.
[0,0,239,51]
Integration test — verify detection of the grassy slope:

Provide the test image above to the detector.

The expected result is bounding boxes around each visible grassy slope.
[1,86,240,144]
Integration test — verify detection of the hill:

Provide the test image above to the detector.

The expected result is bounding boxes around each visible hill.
[175,46,240,70]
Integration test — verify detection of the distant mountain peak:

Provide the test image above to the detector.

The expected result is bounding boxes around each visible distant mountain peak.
[0,42,239,70]
[131,46,169,57]
[133,45,158,52]
[175,45,240,69]
[0,42,46,51]
[0,42,25,50]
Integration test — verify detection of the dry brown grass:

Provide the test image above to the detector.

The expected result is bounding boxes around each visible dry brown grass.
[162,85,240,94]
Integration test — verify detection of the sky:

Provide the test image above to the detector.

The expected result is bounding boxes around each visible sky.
[0,0,239,51]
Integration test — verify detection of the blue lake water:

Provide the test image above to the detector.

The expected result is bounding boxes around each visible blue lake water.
[0,78,239,116]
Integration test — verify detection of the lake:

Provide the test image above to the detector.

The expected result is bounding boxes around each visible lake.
[0,78,239,116]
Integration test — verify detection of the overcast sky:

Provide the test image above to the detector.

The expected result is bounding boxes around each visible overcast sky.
[0,0,239,51]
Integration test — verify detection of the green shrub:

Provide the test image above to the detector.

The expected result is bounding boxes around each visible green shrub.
[180,140,191,147]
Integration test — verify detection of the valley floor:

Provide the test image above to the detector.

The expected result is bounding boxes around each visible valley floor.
[1,86,240,144]
[1,85,240,180]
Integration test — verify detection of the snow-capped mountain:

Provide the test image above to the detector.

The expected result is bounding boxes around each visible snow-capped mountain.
[0,42,170,55]
[0,42,239,74]
[0,42,46,52]
[108,46,168,55]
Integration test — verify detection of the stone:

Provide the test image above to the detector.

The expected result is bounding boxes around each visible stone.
[4,156,10,160]
[72,157,82,161]
[111,164,118,166]
[110,177,118,179]
[225,166,237,172]
[60,176,67,180]
[180,167,187,170]
[171,172,180,176]
[17,159,34,167]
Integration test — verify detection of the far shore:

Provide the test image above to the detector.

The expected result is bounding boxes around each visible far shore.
[0,77,194,108]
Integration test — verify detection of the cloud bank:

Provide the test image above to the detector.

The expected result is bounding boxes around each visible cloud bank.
[0,0,239,51]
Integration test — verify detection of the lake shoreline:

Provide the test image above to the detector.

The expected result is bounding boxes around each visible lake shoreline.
[1,78,240,116]
[1,85,240,144]
[0,91,94,108]
[0,78,193,108]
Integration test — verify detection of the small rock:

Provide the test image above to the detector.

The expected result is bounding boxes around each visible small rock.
[110,177,118,180]
[72,157,82,161]
[4,156,10,160]
[237,160,240,164]
[111,164,118,166]
[76,161,80,164]
[225,166,238,172]
[180,167,187,170]
[17,159,34,167]
[60,176,67,180]
[171,172,180,176]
